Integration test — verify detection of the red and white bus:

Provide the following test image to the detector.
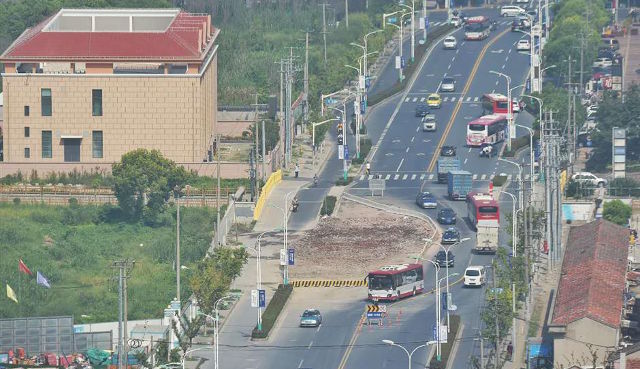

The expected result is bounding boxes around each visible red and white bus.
[367,264,424,301]
[467,194,500,228]
[464,16,491,40]
[482,93,510,115]
[466,114,508,146]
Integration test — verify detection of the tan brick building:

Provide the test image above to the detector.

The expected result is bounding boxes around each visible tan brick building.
[0,8,218,164]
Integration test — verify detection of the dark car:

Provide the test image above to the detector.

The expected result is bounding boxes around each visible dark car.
[435,250,455,267]
[437,207,457,225]
[416,191,438,209]
[489,20,498,31]
[440,145,457,157]
[441,227,461,244]
[415,103,430,117]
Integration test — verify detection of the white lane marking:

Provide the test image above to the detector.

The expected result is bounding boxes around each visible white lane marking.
[420,174,426,180]
[411,174,417,180]
[507,174,513,180]
[411,136,415,143]
[466,97,471,102]
[308,341,313,349]
[412,97,418,102]
[502,64,506,69]
[456,49,460,54]
[402,174,408,180]
[416,126,420,132]
[508,48,512,54]
[481,174,487,180]
[452,56,456,62]
[495,80,499,85]
[468,147,472,153]
[420,97,426,102]
[505,56,509,62]
[444,96,449,102]
[396,158,405,172]
[492,89,496,93]
[448,63,452,70]
[474,96,479,102]
[405,97,410,102]
[359,175,365,180]
[317,325,321,332]
[406,147,410,153]
[385,174,391,180]
[368,175,373,180]
[394,174,400,180]
[464,158,468,164]
[461,41,465,46]
[451,97,457,102]
[428,174,434,180]
[299,360,304,368]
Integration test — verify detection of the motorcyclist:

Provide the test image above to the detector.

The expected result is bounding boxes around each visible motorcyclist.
[313,175,318,186]
[481,144,493,157]
[291,196,299,212]
[366,162,371,175]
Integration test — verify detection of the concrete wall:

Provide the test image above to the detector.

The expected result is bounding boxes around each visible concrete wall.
[1,59,216,164]
[562,201,596,222]
[553,318,618,369]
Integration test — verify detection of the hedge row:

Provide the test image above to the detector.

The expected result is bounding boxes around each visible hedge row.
[251,284,293,339]
[429,315,461,369]
[351,138,373,165]
[320,196,337,216]
[367,25,454,107]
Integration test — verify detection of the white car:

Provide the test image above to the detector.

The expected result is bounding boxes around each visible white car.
[593,57,612,68]
[571,172,608,187]
[450,16,463,27]
[422,115,437,131]
[516,0,529,3]
[443,36,457,49]
[500,5,526,17]
[516,39,530,51]
[440,77,456,92]
[512,99,520,113]
[464,266,486,287]
[517,16,531,27]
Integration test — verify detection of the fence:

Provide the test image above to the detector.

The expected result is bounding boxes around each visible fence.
[0,185,232,207]
[215,198,236,247]
[253,170,282,220]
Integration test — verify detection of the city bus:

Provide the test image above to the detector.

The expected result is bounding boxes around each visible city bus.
[467,193,500,228]
[464,16,491,40]
[482,93,510,115]
[466,114,508,146]
[367,264,424,301]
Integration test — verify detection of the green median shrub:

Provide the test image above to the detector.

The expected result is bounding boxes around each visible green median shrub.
[429,315,461,369]
[492,175,508,187]
[335,177,354,186]
[320,196,337,216]
[252,284,293,339]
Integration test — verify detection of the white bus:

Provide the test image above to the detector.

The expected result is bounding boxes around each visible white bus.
[367,264,424,301]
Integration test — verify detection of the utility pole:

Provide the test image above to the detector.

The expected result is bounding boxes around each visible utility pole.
[579,33,585,96]
[480,334,485,369]
[345,0,349,28]
[176,188,180,303]
[544,110,552,270]
[320,3,328,64]
[261,120,266,183]
[253,93,260,185]
[493,265,500,369]
[216,133,221,245]
[113,260,134,369]
[279,60,284,123]
[304,32,309,125]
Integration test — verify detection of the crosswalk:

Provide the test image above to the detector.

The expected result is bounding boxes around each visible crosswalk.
[359,173,533,182]
[406,96,481,103]
[427,20,517,28]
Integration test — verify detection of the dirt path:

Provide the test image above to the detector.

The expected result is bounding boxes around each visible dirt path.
[288,199,436,280]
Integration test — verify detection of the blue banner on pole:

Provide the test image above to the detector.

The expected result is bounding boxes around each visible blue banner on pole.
[258,289,266,308]
[344,145,349,161]
[288,249,295,265]
[401,56,406,68]
[442,292,448,310]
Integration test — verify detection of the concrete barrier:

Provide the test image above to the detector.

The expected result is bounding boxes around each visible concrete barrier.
[253,170,282,220]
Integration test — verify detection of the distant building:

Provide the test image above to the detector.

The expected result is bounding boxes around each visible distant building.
[0,8,219,165]
[549,219,629,369]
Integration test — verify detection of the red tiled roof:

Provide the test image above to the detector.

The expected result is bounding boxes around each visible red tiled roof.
[551,219,629,328]
[1,10,215,62]
[627,359,640,369]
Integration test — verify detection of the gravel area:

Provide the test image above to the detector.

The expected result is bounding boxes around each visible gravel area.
[289,199,436,280]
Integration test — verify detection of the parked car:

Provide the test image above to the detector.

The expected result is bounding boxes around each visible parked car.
[441,227,461,244]
[415,103,430,117]
[571,172,607,187]
[516,39,530,51]
[416,191,437,209]
[422,115,437,132]
[440,145,457,157]
[437,207,457,225]
[435,250,455,267]
[441,77,456,92]
[427,93,442,108]
[464,266,486,287]
[593,57,613,68]
[300,309,322,327]
[443,36,458,49]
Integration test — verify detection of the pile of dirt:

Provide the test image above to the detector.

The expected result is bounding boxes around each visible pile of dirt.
[289,200,435,279]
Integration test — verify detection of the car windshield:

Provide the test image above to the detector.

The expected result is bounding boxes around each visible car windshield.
[429,96,438,101]
[303,310,319,317]
[441,209,454,216]
[369,274,393,290]
[443,78,455,84]
[466,269,480,276]
[436,251,450,258]
[444,230,457,237]
[469,124,486,131]
[420,192,432,197]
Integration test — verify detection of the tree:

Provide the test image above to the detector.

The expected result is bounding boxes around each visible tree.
[111,149,188,221]
[602,199,632,226]
[172,314,205,354]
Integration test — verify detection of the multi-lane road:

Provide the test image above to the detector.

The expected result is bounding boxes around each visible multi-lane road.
[214,5,538,369]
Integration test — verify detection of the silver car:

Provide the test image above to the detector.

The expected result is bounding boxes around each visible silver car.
[441,77,456,92]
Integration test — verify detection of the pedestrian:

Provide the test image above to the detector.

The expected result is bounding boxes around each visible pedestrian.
[507,342,513,361]
[294,164,300,178]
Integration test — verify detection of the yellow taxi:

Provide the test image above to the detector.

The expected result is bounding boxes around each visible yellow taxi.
[427,93,442,108]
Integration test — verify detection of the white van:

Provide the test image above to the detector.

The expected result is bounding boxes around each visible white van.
[500,6,526,17]
[464,266,486,287]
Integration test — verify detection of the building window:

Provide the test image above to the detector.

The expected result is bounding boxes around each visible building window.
[24,147,30,158]
[92,89,102,116]
[42,130,52,158]
[41,88,52,116]
[24,106,30,116]
[24,127,30,137]
[92,131,103,158]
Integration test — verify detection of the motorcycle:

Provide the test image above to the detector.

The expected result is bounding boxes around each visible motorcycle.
[291,201,299,213]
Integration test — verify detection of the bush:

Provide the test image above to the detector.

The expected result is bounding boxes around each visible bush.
[603,199,632,226]
[565,180,595,198]
[608,178,640,197]
[320,196,337,216]
[429,315,461,369]
[13,198,21,205]
[252,284,293,339]
[335,177,354,186]
[351,138,373,165]
[492,175,508,187]
[502,136,530,157]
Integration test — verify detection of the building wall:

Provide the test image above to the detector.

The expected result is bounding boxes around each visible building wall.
[2,62,216,164]
[553,318,618,369]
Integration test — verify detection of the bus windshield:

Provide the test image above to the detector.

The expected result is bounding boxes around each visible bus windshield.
[369,274,393,290]
[496,101,509,110]
[479,206,499,213]
[469,124,486,131]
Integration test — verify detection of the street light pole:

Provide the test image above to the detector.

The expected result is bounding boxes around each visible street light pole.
[516,124,535,187]
[383,11,409,82]
[500,158,523,209]
[174,186,181,305]
[439,238,470,332]
[490,71,512,151]
[255,231,269,331]
[311,118,340,177]
[499,190,518,357]
[181,348,214,369]
[399,1,416,62]
[382,340,437,369]
[425,259,441,360]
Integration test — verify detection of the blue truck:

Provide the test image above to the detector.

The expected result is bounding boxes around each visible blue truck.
[447,170,472,200]
[436,158,460,183]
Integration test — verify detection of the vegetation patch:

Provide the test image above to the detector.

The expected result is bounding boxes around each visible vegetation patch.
[429,315,461,369]
[320,196,337,216]
[335,176,354,186]
[492,175,508,187]
[252,284,293,339]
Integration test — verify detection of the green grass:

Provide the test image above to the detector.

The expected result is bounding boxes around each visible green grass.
[0,203,218,322]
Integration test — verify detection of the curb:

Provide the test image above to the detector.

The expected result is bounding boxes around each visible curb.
[445,321,465,369]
